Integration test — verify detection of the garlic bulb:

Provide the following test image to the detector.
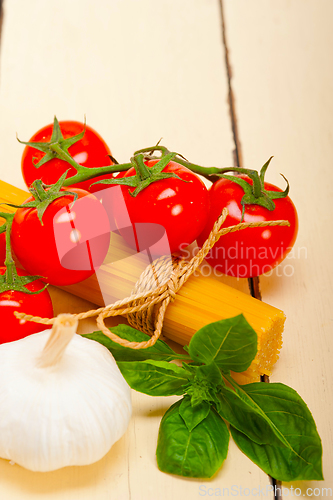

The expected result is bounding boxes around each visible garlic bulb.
[0,314,132,472]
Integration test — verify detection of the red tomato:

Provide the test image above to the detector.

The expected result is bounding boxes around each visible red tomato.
[21,120,113,191]
[0,232,5,267]
[197,176,298,277]
[0,267,53,343]
[11,188,110,286]
[99,160,210,256]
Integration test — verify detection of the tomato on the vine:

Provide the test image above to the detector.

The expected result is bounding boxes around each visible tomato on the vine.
[11,188,110,286]
[197,175,298,278]
[21,119,113,191]
[0,267,53,343]
[92,159,210,256]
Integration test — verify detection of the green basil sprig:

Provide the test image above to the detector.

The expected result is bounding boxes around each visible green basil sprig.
[84,315,323,481]
[157,397,229,478]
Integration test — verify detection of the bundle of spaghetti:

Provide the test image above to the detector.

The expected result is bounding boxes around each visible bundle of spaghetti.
[2,179,287,383]
[124,218,285,384]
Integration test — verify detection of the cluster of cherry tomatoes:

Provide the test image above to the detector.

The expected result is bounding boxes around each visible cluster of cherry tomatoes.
[0,118,298,344]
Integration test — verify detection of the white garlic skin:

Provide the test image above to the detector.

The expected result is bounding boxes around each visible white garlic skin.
[0,330,132,472]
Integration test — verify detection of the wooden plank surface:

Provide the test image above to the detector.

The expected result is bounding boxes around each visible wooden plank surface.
[223,0,333,496]
[0,1,271,499]
[0,0,234,190]
[0,0,331,498]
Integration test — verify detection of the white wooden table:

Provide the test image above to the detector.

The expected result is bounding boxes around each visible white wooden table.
[0,1,332,498]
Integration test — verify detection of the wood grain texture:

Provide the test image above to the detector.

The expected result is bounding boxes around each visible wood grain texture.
[223,0,333,495]
[0,0,233,190]
[0,0,330,498]
[0,0,272,498]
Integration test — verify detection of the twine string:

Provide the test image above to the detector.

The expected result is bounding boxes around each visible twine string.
[14,209,290,349]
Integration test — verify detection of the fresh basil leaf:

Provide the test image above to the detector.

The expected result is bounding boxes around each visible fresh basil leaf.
[83,324,190,362]
[195,363,223,386]
[231,427,323,482]
[117,359,191,396]
[156,399,229,478]
[230,382,323,481]
[188,315,257,372]
[216,384,283,446]
[179,396,211,431]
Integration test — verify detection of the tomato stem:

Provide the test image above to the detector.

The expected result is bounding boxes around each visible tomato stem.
[19,118,289,209]
[47,143,132,186]
[32,179,49,201]
[91,152,186,197]
[133,155,151,180]
[5,172,80,225]
[2,214,16,286]
[62,163,131,187]
[134,146,291,212]
[48,142,84,172]
[0,212,47,294]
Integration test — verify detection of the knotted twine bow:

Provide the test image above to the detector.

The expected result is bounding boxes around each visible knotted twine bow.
[15,208,290,349]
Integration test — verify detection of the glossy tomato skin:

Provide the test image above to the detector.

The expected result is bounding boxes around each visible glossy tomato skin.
[0,232,5,267]
[197,176,298,277]
[21,120,113,191]
[0,267,53,344]
[110,160,210,255]
[11,188,110,286]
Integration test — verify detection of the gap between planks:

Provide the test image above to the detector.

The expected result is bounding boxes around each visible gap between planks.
[219,1,282,499]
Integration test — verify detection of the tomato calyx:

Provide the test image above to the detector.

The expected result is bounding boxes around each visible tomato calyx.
[18,116,129,188]
[0,213,47,294]
[92,151,188,197]
[131,144,223,179]
[215,157,290,220]
[6,170,79,224]
[18,116,85,172]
